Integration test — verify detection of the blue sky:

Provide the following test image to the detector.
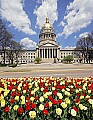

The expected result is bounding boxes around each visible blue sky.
[1,0,93,49]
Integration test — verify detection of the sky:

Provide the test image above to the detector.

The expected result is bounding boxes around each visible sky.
[1,0,93,50]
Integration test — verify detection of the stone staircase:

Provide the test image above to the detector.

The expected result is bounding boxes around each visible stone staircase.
[41,58,58,63]
[41,58,54,63]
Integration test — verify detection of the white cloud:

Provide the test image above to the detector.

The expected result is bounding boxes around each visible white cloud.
[79,32,89,38]
[61,0,93,37]
[74,36,77,39]
[34,0,58,28]
[20,37,37,50]
[1,0,36,35]
[58,21,65,27]
[56,33,63,38]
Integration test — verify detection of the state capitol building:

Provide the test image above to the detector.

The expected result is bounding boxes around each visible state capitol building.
[0,17,80,64]
[20,17,76,63]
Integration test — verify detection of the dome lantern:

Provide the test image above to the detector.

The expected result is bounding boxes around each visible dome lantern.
[46,17,49,23]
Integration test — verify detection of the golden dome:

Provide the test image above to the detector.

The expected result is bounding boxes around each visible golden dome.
[42,17,53,29]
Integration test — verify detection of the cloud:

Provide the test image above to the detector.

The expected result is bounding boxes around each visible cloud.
[74,36,77,39]
[58,21,65,27]
[1,0,36,35]
[56,33,63,38]
[79,32,89,38]
[61,0,93,37]
[34,0,58,28]
[20,37,37,50]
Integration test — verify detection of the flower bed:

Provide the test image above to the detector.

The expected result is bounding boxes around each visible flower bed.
[0,77,93,120]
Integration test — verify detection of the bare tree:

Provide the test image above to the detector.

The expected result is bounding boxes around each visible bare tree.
[75,32,93,63]
[0,19,13,64]
[0,19,23,64]
[6,40,22,64]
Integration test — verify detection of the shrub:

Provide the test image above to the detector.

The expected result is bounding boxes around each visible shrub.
[0,64,7,67]
[34,57,42,64]
[8,64,17,67]
[63,55,73,63]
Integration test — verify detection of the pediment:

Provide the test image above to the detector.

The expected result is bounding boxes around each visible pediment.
[43,43,56,47]
[38,42,58,47]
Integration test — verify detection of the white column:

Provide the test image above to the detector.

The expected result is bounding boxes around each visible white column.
[45,48,46,58]
[57,48,60,59]
[57,49,58,58]
[42,49,43,58]
[47,49,48,59]
[44,48,45,58]
[49,48,50,58]
[52,48,53,58]
[36,48,39,57]
[41,49,42,58]
[39,49,40,58]
[55,49,56,58]
[53,48,55,57]
[54,48,56,58]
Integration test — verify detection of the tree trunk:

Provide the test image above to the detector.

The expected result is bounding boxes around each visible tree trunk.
[3,50,6,64]
[11,58,13,64]
[16,54,18,64]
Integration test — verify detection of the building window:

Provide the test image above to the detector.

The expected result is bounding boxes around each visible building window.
[51,35,53,38]
[44,34,45,38]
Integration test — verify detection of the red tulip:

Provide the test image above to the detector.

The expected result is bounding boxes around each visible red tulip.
[43,109,48,115]
[73,107,78,113]
[75,99,80,103]
[48,96,53,101]
[31,103,36,109]
[18,107,24,115]
[4,107,10,113]
[44,103,49,108]
[53,90,57,96]
[26,101,31,106]
[10,99,15,104]
[35,96,39,100]
[58,99,63,104]
[52,99,58,105]
[26,105,31,111]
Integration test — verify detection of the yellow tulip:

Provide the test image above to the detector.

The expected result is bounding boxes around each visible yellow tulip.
[56,108,62,116]
[61,102,67,109]
[1,99,5,107]
[15,96,19,101]
[29,111,36,119]
[13,105,19,110]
